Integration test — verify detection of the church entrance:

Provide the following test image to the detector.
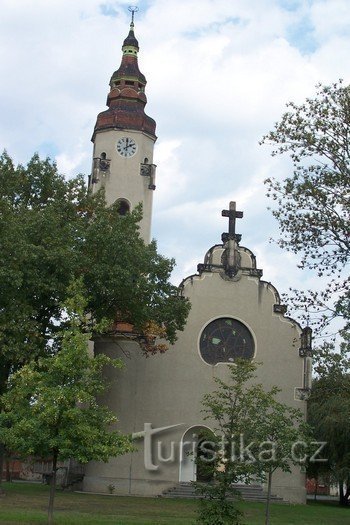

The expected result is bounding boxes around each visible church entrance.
[179,426,215,483]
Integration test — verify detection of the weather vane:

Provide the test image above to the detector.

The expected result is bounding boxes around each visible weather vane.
[128,5,139,25]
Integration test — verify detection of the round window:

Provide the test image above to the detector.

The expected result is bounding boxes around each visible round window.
[199,318,254,365]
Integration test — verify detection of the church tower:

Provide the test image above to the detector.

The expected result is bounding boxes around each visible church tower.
[83,11,308,505]
[89,9,157,242]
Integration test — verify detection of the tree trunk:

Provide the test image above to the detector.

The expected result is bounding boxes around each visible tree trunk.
[265,470,273,525]
[5,458,11,482]
[314,477,318,501]
[0,443,5,494]
[339,479,350,507]
[0,364,11,494]
[48,452,58,525]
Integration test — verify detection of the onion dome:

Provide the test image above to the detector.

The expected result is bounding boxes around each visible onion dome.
[122,24,139,49]
[92,18,156,141]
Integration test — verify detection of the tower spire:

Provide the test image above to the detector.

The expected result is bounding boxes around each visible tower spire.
[92,8,156,140]
[90,11,157,242]
[128,5,138,27]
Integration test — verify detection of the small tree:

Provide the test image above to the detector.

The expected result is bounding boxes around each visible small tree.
[195,361,257,525]
[253,394,309,525]
[261,81,350,333]
[0,281,133,524]
[306,448,330,501]
[196,360,309,525]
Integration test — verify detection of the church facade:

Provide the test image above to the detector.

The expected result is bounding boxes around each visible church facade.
[83,17,311,504]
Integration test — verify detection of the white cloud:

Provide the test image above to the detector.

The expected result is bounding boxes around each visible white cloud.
[0,0,348,317]
[153,139,185,206]
[311,0,350,42]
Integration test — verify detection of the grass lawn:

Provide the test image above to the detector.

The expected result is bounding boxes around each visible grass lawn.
[0,482,349,525]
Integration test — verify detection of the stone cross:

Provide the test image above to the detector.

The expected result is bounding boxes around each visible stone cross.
[221,201,243,243]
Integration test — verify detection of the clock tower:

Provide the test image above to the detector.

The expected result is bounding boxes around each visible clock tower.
[83,11,308,505]
[89,11,157,242]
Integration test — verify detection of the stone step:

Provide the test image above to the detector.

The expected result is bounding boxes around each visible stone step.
[162,482,285,503]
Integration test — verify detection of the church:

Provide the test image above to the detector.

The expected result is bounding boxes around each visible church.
[83,13,311,504]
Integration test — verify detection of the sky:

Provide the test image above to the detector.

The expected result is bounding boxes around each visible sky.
[0,0,349,340]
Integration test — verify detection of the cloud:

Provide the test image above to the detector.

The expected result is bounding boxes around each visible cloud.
[0,0,349,314]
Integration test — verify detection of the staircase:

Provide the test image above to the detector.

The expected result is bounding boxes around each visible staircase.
[162,482,285,503]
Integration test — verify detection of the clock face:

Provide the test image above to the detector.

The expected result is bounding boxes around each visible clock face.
[199,318,254,365]
[116,137,137,157]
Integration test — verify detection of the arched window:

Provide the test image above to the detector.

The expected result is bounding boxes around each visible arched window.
[116,199,130,216]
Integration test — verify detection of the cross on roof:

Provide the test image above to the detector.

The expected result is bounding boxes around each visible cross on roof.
[221,201,243,243]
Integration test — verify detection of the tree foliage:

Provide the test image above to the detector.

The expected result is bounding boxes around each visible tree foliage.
[252,388,309,525]
[0,280,133,523]
[308,339,350,506]
[0,150,190,491]
[0,151,190,396]
[196,361,308,525]
[261,81,350,332]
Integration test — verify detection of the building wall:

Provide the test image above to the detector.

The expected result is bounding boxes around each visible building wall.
[83,245,307,504]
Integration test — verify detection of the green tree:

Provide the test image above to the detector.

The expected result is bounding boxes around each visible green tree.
[0,280,133,524]
[0,151,190,487]
[196,361,308,525]
[308,338,350,506]
[261,81,350,333]
[306,446,330,501]
[253,391,309,525]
